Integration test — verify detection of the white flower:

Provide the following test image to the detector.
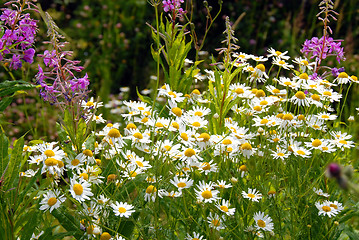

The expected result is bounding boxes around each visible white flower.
[216,199,236,216]
[242,188,262,202]
[69,178,93,202]
[111,201,135,218]
[253,211,274,232]
[315,201,339,218]
[39,189,66,213]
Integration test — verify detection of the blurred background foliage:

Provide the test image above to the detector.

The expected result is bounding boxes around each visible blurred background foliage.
[1,0,359,142]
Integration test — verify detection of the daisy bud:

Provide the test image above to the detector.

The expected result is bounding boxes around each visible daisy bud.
[230,177,238,184]
[334,221,339,226]
[213,113,219,119]
[348,116,355,122]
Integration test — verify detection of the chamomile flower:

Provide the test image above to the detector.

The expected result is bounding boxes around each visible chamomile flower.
[267,48,290,60]
[69,178,94,202]
[216,199,236,216]
[291,91,310,107]
[249,64,269,83]
[253,211,274,232]
[170,176,194,191]
[270,147,290,161]
[293,57,315,72]
[242,188,262,202]
[39,189,66,213]
[316,113,337,121]
[111,201,135,218]
[81,97,103,109]
[335,72,351,84]
[272,57,294,69]
[200,160,218,175]
[159,189,182,198]
[315,201,339,218]
[207,212,226,230]
[185,232,206,240]
[195,181,219,203]
[187,106,211,117]
[215,180,232,189]
[313,187,330,198]
[144,185,157,202]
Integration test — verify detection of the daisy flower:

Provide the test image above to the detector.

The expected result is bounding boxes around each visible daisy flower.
[145,185,157,202]
[315,201,339,218]
[272,57,294,69]
[316,113,337,121]
[253,211,274,232]
[159,190,182,198]
[270,148,290,161]
[334,72,351,84]
[39,189,66,213]
[111,201,135,218]
[291,91,310,107]
[216,199,236,216]
[69,178,94,202]
[215,180,232,189]
[242,188,262,202]
[207,212,226,230]
[187,106,211,117]
[292,57,315,72]
[81,97,104,109]
[267,48,290,60]
[200,160,218,175]
[313,187,330,198]
[170,176,194,191]
[195,181,220,203]
[185,232,206,240]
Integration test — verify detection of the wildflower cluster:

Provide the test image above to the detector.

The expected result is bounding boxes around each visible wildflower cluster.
[0,0,38,69]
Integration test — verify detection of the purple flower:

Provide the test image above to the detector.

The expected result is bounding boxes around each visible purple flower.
[43,50,58,67]
[331,67,345,77]
[23,48,35,63]
[162,0,185,16]
[10,54,22,70]
[301,36,345,64]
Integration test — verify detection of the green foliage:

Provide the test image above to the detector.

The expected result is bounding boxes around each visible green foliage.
[0,80,34,112]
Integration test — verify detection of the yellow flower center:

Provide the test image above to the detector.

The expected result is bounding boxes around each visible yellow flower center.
[322,206,331,212]
[247,193,255,198]
[275,51,282,55]
[241,142,252,150]
[220,206,229,212]
[155,122,164,128]
[79,173,89,180]
[235,88,244,94]
[44,157,57,167]
[260,100,268,106]
[146,185,157,194]
[283,113,293,121]
[312,139,322,147]
[256,64,265,72]
[73,184,84,195]
[130,171,137,178]
[299,73,309,80]
[107,126,121,138]
[330,204,338,209]
[86,101,94,107]
[171,107,182,117]
[257,219,266,228]
[133,132,143,139]
[311,94,320,101]
[201,190,212,199]
[141,117,149,123]
[181,133,189,141]
[273,88,280,94]
[222,139,232,145]
[57,160,64,168]
[168,91,177,97]
[322,146,329,151]
[106,123,113,128]
[260,119,269,124]
[301,60,309,65]
[323,91,332,96]
[107,174,117,181]
[177,182,187,188]
[136,161,144,167]
[297,150,305,155]
[44,150,55,157]
[277,152,285,156]
[194,111,203,116]
[255,90,265,98]
[351,75,358,81]
[253,106,262,111]
[278,60,285,65]
[295,91,306,99]
[118,207,127,213]
[202,162,211,170]
[198,133,210,142]
[321,115,329,119]
[172,122,179,129]
[339,140,347,145]
[126,123,137,130]
[184,148,196,157]
[192,89,201,95]
[212,219,220,227]
[100,232,112,240]
[192,122,201,127]
[338,72,348,78]
[83,149,93,157]
[284,81,292,86]
[71,159,80,166]
[47,197,57,206]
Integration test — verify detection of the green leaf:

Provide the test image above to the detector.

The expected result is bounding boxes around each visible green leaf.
[0,96,13,112]
[4,137,24,192]
[0,131,9,177]
[51,207,83,239]
[0,84,34,97]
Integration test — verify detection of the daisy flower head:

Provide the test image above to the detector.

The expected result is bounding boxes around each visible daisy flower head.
[267,48,290,60]
[145,185,157,202]
[111,201,135,218]
[187,105,211,117]
[270,147,290,161]
[69,177,94,202]
[195,181,219,203]
[249,64,269,83]
[272,57,294,70]
[313,187,330,198]
[215,180,232,189]
[185,232,206,240]
[200,160,218,175]
[291,91,310,107]
[39,189,66,213]
[293,57,315,72]
[253,211,274,232]
[242,188,262,202]
[216,199,236,216]
[315,201,339,218]
[170,176,194,191]
[239,164,248,178]
[207,212,226,230]
[335,72,351,84]
[81,97,104,110]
